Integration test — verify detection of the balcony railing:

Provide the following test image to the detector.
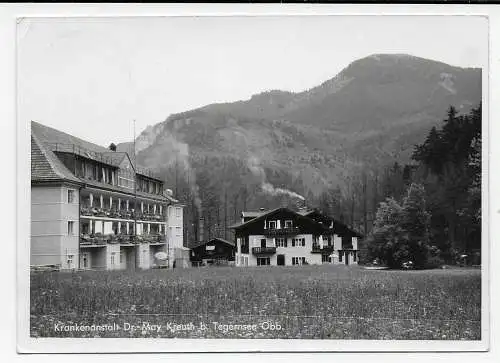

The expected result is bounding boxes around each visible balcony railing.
[311,245,335,254]
[80,233,164,246]
[263,227,301,237]
[80,207,164,221]
[252,247,277,255]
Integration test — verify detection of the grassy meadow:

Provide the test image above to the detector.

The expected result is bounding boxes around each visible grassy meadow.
[30,265,481,339]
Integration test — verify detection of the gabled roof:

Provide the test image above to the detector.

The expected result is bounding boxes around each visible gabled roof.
[32,121,110,153]
[230,207,327,231]
[301,209,363,238]
[230,207,282,229]
[31,133,83,185]
[189,237,235,249]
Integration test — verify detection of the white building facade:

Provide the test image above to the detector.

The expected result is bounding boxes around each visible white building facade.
[232,208,361,267]
[166,203,190,268]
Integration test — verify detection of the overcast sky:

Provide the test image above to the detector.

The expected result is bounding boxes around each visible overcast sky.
[17,15,487,146]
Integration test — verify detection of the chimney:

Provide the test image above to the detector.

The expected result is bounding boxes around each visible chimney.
[198,217,204,242]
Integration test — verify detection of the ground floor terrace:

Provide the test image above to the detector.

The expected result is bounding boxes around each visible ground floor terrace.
[78,242,167,270]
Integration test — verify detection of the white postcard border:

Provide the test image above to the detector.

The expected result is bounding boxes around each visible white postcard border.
[9,3,494,354]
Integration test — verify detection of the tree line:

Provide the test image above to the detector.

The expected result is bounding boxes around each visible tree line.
[334,104,481,267]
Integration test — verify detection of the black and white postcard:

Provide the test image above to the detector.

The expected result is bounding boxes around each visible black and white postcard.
[12,4,493,355]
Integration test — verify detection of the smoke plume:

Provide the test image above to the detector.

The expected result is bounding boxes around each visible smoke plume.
[247,156,305,201]
[159,130,202,217]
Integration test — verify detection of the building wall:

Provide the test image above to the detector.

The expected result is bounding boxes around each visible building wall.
[61,185,80,269]
[137,244,150,269]
[167,205,184,248]
[173,248,191,268]
[31,184,80,269]
[245,234,322,266]
[167,204,184,268]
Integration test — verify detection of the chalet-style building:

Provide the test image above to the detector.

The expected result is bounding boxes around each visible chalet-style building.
[230,207,361,267]
[189,238,235,267]
[299,209,363,266]
[30,121,183,271]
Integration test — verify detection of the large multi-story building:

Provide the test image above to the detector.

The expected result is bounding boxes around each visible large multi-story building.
[30,121,183,271]
[230,207,361,267]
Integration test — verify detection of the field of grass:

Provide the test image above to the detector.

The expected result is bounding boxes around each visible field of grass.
[30,265,481,339]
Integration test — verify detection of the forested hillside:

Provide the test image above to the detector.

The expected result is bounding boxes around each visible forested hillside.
[116,54,481,248]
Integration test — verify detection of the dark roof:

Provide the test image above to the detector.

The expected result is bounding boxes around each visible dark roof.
[98,151,128,167]
[32,121,162,179]
[229,207,282,229]
[31,122,178,202]
[32,121,110,153]
[301,209,363,238]
[189,237,235,249]
[241,211,266,218]
[230,207,326,231]
[31,133,83,184]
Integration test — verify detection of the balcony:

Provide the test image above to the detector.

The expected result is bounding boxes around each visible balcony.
[311,245,335,254]
[80,234,108,246]
[80,207,164,222]
[263,227,301,237]
[80,233,164,246]
[252,247,277,255]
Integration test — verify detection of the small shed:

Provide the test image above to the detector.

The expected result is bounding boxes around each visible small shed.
[189,238,235,267]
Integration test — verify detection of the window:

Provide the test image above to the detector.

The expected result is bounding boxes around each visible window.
[67,189,75,203]
[268,221,277,230]
[276,238,287,248]
[107,169,113,185]
[67,254,74,267]
[292,257,306,266]
[322,254,330,263]
[284,220,293,228]
[67,221,75,236]
[110,252,116,265]
[176,227,182,236]
[257,257,270,266]
[291,237,305,247]
[175,208,181,218]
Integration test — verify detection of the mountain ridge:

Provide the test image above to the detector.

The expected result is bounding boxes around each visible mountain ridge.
[117,53,481,198]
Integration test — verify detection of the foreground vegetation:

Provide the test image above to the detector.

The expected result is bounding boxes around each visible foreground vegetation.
[30,265,481,339]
